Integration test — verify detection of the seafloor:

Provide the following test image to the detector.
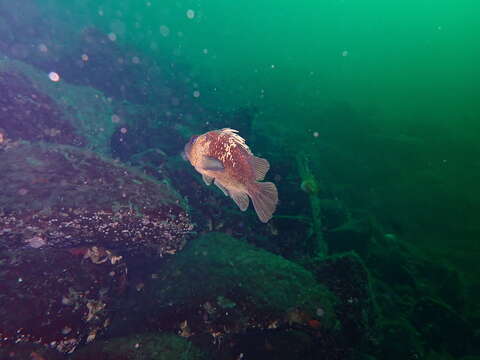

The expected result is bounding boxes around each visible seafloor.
[0,2,478,360]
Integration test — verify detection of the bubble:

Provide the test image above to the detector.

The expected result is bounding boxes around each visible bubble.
[159,25,170,37]
[186,9,195,19]
[108,32,117,41]
[111,114,121,123]
[48,72,60,82]
[341,50,349,57]
[120,127,128,134]
[193,90,200,98]
[81,54,89,62]
[38,43,48,53]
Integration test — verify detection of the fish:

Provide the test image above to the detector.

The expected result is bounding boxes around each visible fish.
[183,128,278,223]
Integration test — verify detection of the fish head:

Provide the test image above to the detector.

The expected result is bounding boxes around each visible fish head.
[183,134,199,162]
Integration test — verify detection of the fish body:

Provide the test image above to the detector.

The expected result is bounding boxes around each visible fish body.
[184,128,278,223]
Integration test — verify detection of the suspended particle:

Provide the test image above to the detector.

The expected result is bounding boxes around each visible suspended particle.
[132,56,140,64]
[160,25,170,37]
[81,54,89,62]
[341,50,349,57]
[48,72,60,82]
[108,32,117,41]
[111,114,121,123]
[186,9,195,19]
[313,131,320,138]
[202,48,208,54]
[120,127,128,134]
[193,90,200,98]
[38,43,48,53]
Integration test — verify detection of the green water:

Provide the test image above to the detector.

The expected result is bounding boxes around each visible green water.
[46,0,480,274]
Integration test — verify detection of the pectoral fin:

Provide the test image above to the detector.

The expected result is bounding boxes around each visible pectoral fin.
[202,174,214,185]
[201,156,224,171]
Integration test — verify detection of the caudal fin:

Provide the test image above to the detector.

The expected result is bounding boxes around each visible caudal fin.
[249,182,278,223]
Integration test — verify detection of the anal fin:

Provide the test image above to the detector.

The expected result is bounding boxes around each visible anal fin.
[229,189,250,211]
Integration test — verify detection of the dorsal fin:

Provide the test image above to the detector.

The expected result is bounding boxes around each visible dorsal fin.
[252,156,270,181]
[220,128,252,154]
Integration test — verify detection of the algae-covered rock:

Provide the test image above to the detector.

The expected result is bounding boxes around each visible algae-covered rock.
[0,55,117,154]
[411,297,473,357]
[309,252,379,352]
[378,319,424,360]
[0,142,192,253]
[149,232,337,338]
[0,246,127,353]
[71,333,206,360]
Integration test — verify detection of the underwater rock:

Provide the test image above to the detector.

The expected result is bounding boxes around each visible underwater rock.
[0,71,85,147]
[308,252,379,354]
[377,319,424,360]
[71,333,206,360]
[0,343,64,360]
[0,142,192,253]
[146,232,337,341]
[0,246,127,353]
[0,56,117,154]
[411,297,473,357]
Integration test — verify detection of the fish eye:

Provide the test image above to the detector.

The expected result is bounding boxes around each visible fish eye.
[189,135,198,145]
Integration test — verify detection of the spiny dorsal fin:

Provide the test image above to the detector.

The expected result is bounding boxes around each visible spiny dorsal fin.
[220,128,252,154]
[252,156,270,181]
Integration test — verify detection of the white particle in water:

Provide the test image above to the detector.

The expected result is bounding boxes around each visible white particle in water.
[111,114,120,123]
[159,25,170,37]
[313,131,320,138]
[81,54,89,61]
[38,43,48,53]
[120,127,128,134]
[186,9,195,19]
[341,50,349,57]
[108,32,117,41]
[132,56,140,64]
[193,90,200,98]
[48,72,60,82]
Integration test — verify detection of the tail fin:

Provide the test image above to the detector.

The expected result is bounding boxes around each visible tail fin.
[249,182,278,223]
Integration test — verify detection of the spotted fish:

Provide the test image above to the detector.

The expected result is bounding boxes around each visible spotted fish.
[183,128,278,223]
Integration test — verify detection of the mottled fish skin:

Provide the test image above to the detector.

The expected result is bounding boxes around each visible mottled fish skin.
[184,128,278,223]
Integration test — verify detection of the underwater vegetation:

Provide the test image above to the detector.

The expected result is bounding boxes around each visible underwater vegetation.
[0,1,479,360]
